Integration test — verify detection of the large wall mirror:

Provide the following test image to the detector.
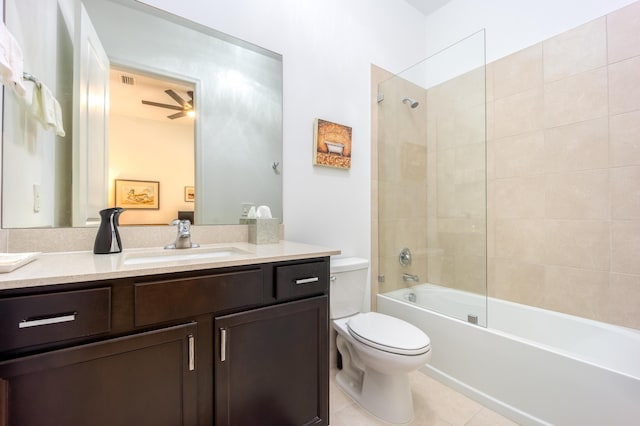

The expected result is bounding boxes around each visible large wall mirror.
[2,0,283,228]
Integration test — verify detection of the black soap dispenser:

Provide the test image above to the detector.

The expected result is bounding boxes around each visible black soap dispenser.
[94,207,124,254]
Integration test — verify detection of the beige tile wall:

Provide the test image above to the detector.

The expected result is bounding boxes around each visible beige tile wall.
[373,0,640,330]
[375,65,486,298]
[427,66,487,295]
[488,0,640,329]
[375,70,429,295]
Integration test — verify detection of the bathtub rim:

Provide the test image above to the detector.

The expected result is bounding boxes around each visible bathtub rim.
[380,289,640,382]
[405,282,640,338]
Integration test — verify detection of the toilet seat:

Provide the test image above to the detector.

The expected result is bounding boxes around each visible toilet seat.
[347,312,430,356]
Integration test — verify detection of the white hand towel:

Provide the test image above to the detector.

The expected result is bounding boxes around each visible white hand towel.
[31,83,65,137]
[0,22,26,96]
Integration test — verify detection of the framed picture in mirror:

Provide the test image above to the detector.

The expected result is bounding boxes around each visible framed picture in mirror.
[184,186,195,202]
[115,179,160,209]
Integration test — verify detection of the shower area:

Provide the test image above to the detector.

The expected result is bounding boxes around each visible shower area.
[373,21,640,426]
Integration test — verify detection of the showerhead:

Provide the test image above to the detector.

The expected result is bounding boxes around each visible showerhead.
[402,97,419,109]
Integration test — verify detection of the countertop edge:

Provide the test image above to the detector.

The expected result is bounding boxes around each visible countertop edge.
[0,241,342,291]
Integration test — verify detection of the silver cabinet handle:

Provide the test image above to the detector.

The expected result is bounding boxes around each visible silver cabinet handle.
[188,334,195,371]
[220,328,227,362]
[19,312,77,329]
[295,277,319,285]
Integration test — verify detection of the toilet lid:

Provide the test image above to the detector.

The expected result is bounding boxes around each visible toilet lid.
[347,312,430,356]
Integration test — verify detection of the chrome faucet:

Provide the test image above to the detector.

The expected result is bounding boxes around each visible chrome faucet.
[165,219,200,249]
[402,272,419,283]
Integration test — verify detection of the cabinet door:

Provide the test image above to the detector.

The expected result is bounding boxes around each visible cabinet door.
[215,296,328,426]
[0,323,197,426]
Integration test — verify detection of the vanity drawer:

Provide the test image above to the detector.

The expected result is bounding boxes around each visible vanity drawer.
[0,287,111,352]
[134,268,263,326]
[275,261,328,300]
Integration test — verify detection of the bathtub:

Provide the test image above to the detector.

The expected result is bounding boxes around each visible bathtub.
[378,284,640,426]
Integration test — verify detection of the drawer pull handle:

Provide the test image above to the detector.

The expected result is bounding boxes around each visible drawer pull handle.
[188,334,195,371]
[295,277,319,285]
[220,328,227,362]
[19,312,77,329]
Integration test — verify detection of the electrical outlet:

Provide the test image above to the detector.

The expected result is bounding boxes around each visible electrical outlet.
[33,184,41,213]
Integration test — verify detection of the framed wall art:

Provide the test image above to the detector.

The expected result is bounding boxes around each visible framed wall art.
[115,179,159,209]
[313,118,352,169]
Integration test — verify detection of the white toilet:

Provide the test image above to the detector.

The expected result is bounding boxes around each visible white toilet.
[330,258,431,424]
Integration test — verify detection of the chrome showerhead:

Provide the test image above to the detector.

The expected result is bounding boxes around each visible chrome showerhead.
[401,97,419,109]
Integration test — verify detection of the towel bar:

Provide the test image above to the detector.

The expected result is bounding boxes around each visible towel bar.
[22,71,41,88]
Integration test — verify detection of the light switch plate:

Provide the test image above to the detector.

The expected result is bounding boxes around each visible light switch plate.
[33,184,41,213]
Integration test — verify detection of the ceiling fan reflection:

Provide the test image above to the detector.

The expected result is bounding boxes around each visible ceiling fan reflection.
[141,89,194,119]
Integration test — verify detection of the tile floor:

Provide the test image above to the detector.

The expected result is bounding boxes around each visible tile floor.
[329,368,519,425]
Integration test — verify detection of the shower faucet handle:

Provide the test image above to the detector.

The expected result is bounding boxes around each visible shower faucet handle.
[399,247,412,266]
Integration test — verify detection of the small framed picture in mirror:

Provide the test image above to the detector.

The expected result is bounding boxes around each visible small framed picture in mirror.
[115,179,159,209]
[184,186,195,202]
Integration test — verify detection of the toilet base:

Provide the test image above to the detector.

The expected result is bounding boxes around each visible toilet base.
[335,367,414,425]
[335,335,415,424]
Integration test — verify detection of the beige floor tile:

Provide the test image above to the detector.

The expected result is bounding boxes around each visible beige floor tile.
[410,372,483,426]
[331,401,388,426]
[465,408,520,426]
[330,368,518,425]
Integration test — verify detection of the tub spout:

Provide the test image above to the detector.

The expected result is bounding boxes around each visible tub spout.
[402,273,419,282]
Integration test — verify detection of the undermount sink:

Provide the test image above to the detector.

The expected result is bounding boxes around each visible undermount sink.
[123,246,250,266]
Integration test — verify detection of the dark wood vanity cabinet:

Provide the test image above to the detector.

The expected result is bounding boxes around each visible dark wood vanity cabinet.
[215,296,328,426]
[0,257,330,426]
[0,323,198,426]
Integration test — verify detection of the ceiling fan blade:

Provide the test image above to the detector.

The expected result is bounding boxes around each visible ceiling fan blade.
[168,111,187,119]
[141,100,183,111]
[165,89,187,107]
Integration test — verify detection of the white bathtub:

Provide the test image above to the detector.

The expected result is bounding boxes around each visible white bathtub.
[379,284,640,426]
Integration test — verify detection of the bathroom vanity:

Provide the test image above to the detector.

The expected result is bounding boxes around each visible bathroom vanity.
[0,242,337,426]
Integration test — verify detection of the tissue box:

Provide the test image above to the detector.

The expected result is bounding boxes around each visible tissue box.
[247,218,279,244]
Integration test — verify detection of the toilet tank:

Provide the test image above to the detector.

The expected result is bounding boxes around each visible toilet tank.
[330,257,369,319]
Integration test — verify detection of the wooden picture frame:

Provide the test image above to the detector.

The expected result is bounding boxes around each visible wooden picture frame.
[184,186,195,202]
[313,118,352,169]
[115,179,159,209]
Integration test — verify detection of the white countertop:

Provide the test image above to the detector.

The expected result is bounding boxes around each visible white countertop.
[0,241,340,291]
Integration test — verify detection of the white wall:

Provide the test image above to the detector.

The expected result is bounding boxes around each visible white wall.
[139,0,429,259]
[424,0,638,62]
